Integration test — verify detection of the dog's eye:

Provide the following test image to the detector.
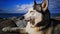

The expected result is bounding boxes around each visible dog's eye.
[30,11,33,13]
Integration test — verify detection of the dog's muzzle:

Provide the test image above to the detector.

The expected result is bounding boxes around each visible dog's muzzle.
[24,18,31,22]
[20,16,30,22]
[20,16,24,20]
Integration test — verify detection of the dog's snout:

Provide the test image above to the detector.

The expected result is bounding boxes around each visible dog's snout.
[20,16,24,20]
[25,20,30,22]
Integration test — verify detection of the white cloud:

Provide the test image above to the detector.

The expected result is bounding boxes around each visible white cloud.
[2,3,33,13]
[16,3,33,12]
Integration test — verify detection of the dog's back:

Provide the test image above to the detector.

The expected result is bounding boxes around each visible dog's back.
[50,19,60,34]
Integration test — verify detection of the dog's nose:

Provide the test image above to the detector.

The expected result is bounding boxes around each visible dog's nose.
[20,16,24,20]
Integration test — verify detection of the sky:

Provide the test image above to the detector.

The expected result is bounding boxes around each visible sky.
[0,0,60,13]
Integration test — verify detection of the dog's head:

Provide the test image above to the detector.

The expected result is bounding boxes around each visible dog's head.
[21,0,50,27]
[33,0,48,12]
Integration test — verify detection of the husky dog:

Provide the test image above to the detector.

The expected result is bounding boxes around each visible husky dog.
[2,0,60,34]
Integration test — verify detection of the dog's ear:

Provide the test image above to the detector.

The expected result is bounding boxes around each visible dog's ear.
[41,0,48,11]
[33,0,37,10]
[34,0,37,5]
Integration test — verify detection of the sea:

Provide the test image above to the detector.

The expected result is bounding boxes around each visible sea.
[0,13,60,18]
[0,13,25,18]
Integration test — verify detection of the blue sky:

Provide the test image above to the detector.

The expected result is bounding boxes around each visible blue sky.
[0,0,60,13]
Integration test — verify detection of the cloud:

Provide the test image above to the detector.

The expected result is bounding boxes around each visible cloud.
[0,3,34,13]
[16,3,33,12]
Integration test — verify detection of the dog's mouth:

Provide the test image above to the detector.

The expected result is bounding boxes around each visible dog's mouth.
[25,20,30,22]
[25,16,35,21]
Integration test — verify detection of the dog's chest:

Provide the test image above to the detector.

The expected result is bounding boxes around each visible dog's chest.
[25,22,44,34]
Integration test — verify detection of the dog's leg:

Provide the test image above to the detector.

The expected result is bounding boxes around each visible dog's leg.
[2,27,11,32]
[2,27,28,34]
[2,27,21,32]
[2,27,25,32]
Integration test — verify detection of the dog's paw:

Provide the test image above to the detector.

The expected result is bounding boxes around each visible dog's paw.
[2,27,10,32]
